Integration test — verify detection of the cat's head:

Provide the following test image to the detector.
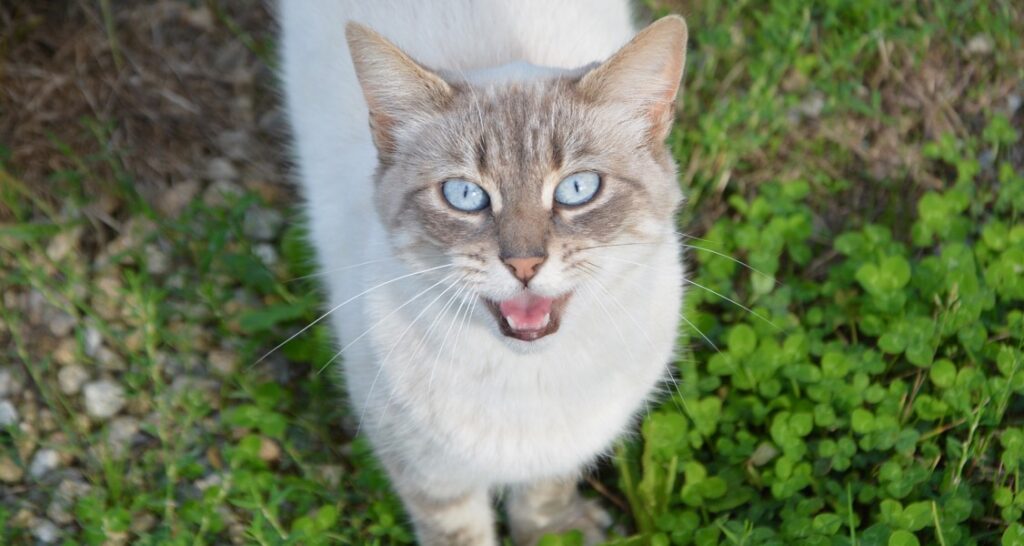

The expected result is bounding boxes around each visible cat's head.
[346,17,687,344]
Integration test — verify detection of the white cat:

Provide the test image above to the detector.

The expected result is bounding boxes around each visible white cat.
[279,2,687,544]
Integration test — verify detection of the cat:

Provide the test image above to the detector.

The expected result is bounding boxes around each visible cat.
[279,1,687,544]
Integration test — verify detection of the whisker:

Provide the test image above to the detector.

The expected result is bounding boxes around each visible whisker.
[429,282,473,392]
[680,243,779,284]
[250,263,456,369]
[356,274,465,434]
[579,263,688,415]
[378,279,468,427]
[594,255,780,331]
[315,271,459,375]
[284,254,407,280]
[581,259,721,352]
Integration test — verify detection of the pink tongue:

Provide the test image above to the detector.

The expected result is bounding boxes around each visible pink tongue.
[498,293,554,331]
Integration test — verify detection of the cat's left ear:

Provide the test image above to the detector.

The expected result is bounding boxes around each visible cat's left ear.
[345,22,453,157]
[577,15,688,143]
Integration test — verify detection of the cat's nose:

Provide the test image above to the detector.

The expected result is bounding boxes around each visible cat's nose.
[503,256,546,285]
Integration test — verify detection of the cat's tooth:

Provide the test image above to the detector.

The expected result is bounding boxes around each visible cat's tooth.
[506,315,521,330]
[540,313,550,327]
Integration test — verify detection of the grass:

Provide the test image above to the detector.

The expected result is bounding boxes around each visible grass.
[1,0,1022,544]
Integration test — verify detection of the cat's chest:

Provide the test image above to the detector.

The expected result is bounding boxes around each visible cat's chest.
[379,317,674,482]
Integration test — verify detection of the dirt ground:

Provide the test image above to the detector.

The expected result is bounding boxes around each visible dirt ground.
[1,0,289,218]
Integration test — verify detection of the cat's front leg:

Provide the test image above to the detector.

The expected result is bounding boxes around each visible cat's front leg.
[392,480,497,546]
[506,477,613,546]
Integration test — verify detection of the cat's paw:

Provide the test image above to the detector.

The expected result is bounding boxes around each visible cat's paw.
[511,496,614,546]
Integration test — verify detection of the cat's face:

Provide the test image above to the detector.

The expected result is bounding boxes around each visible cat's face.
[347,17,687,344]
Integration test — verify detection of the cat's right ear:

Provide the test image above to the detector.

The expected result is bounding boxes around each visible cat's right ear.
[345,23,453,157]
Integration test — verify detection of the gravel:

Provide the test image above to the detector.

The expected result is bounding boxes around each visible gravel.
[31,518,60,544]
[205,157,239,182]
[106,416,141,457]
[29,449,61,479]
[0,399,18,426]
[82,380,126,419]
[57,365,89,395]
[0,456,24,483]
[243,206,285,241]
[0,366,20,397]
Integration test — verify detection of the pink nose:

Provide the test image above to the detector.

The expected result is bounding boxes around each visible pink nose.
[503,256,545,285]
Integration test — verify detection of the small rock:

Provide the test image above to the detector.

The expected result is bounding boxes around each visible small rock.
[0,367,18,396]
[131,512,157,534]
[30,518,60,544]
[45,226,82,263]
[243,207,284,241]
[106,417,140,457]
[253,243,278,267]
[28,448,60,479]
[208,349,238,376]
[47,309,76,338]
[57,365,89,396]
[157,179,202,218]
[144,244,171,275]
[195,473,223,491]
[205,157,239,183]
[0,399,18,426]
[203,179,244,207]
[53,338,77,367]
[84,326,102,357]
[83,380,126,419]
[217,130,251,161]
[313,464,344,489]
[966,34,993,55]
[181,5,215,31]
[0,455,24,482]
[258,437,281,463]
[1007,93,1022,117]
[46,499,73,526]
[96,346,127,371]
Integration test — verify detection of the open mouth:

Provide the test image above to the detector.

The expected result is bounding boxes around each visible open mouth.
[484,292,571,341]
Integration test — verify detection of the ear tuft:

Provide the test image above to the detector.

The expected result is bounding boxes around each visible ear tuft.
[577,15,688,143]
[345,22,453,156]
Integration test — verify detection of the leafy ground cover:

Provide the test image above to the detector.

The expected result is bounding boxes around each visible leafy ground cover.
[1,0,1022,545]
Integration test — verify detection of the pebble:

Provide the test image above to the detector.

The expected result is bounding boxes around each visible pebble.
[53,338,77,367]
[28,448,60,479]
[157,179,202,218]
[203,179,244,207]
[205,157,239,183]
[96,346,127,371]
[243,207,285,241]
[259,437,281,463]
[30,518,60,544]
[966,34,993,55]
[253,243,279,267]
[84,326,102,357]
[106,417,140,457]
[1007,93,1022,117]
[0,455,24,482]
[83,380,126,419]
[0,367,17,396]
[57,365,89,395]
[208,349,238,376]
[217,130,251,161]
[45,226,82,263]
[145,243,171,275]
[131,512,157,534]
[47,309,76,338]
[0,399,18,426]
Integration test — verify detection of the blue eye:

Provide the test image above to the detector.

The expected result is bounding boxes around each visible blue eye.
[442,179,490,212]
[554,172,601,206]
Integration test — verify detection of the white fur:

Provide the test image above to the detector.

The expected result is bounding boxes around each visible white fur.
[281,0,683,509]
